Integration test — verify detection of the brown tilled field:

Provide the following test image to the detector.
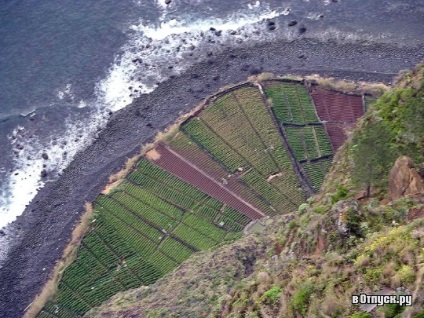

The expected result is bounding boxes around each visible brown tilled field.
[310,88,364,151]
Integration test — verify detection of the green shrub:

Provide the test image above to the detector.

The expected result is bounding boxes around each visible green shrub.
[384,303,404,318]
[313,206,327,215]
[298,203,309,214]
[396,265,415,284]
[332,185,349,204]
[288,221,298,229]
[261,286,282,304]
[291,284,313,314]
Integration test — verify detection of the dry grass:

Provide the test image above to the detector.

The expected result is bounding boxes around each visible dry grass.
[248,72,276,82]
[24,202,95,318]
[101,154,142,195]
[304,74,389,96]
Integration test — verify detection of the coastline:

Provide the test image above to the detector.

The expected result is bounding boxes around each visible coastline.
[1,38,423,318]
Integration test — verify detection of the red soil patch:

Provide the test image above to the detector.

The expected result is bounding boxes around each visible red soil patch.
[148,144,265,220]
[310,89,364,151]
[408,206,424,221]
[168,139,275,216]
[314,234,325,256]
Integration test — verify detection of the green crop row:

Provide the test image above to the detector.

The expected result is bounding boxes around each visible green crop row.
[268,172,305,208]
[82,232,118,269]
[265,83,318,124]
[182,119,246,172]
[284,126,307,161]
[122,182,185,220]
[112,191,178,231]
[233,88,293,171]
[172,223,217,250]
[149,250,179,274]
[264,86,291,123]
[240,170,289,214]
[137,159,207,202]
[202,95,279,176]
[183,213,227,240]
[193,204,220,222]
[128,172,198,210]
[159,237,193,263]
[97,205,159,257]
[97,196,164,243]
[314,126,333,156]
[222,206,251,226]
[302,158,333,191]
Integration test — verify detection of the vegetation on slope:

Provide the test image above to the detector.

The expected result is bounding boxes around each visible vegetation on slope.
[85,64,424,317]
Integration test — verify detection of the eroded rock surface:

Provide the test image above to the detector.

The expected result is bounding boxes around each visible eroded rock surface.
[388,156,424,200]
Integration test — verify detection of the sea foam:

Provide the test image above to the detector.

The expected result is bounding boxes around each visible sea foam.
[0,3,290,243]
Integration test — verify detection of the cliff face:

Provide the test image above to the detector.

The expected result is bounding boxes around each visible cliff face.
[85,65,424,318]
[388,156,424,200]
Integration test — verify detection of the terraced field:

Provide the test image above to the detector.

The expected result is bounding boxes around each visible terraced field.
[38,80,364,317]
[263,81,336,191]
[310,87,364,151]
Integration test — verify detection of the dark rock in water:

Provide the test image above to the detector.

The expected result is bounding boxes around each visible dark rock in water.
[41,170,48,178]
[191,73,200,79]
[209,27,216,32]
[298,54,306,59]
[41,153,49,160]
[267,20,276,31]
[131,58,142,64]
[212,75,220,81]
[229,30,237,35]
[16,144,24,150]
[299,25,307,34]
[241,64,250,72]
[250,67,263,75]
[215,30,222,37]
[0,230,5,237]
[146,123,153,128]
[288,20,298,27]
[165,0,171,4]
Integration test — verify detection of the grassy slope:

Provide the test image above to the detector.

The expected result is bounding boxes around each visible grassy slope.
[85,65,424,318]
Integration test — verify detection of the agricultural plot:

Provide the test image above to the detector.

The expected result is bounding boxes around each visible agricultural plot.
[40,81,357,318]
[284,125,333,162]
[182,87,304,214]
[40,158,251,317]
[310,88,364,151]
[262,81,336,192]
[264,82,319,124]
[302,158,333,191]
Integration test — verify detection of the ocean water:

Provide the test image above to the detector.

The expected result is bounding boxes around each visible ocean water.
[0,0,423,259]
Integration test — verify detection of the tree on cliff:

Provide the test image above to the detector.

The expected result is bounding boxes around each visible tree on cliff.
[350,121,396,196]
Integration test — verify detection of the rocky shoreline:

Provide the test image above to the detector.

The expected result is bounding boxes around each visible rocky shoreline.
[0,38,423,317]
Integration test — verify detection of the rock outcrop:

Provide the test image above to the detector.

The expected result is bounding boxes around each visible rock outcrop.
[388,156,424,200]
